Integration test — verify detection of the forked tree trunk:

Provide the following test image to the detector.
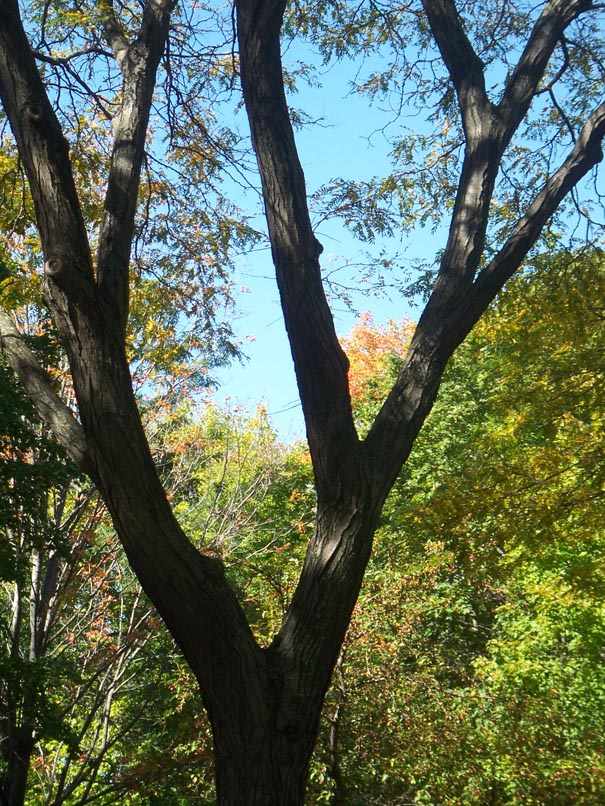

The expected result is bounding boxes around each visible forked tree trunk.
[201,500,380,805]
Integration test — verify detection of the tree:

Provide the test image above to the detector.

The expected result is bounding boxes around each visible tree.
[0,347,188,806]
[0,179,228,804]
[10,398,307,806]
[0,0,604,802]
[312,250,605,803]
[0,352,79,806]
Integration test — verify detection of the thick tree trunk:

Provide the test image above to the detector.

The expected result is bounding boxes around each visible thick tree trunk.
[208,667,332,804]
[204,499,378,804]
[213,724,312,805]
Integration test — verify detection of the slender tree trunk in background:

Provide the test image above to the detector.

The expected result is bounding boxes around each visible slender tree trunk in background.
[326,656,348,806]
[6,640,35,805]
[5,734,34,806]
[1,568,33,806]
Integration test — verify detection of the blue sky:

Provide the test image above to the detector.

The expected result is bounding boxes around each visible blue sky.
[212,53,428,439]
[209,38,605,440]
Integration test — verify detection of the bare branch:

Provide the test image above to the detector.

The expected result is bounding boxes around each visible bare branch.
[32,46,113,63]
[549,86,577,141]
[0,308,91,472]
[32,48,114,120]
[33,48,113,120]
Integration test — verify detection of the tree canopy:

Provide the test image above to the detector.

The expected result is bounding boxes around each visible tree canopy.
[327,248,605,803]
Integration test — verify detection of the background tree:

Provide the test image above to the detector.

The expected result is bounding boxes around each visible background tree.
[0,345,196,806]
[0,0,604,802]
[311,248,605,804]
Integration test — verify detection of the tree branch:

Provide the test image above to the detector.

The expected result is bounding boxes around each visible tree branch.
[396,0,599,346]
[468,101,605,319]
[498,0,594,144]
[419,0,501,303]
[96,0,174,335]
[0,308,91,472]
[421,0,492,137]
[418,0,597,313]
[0,0,95,290]
[235,0,360,504]
[0,0,267,731]
[99,0,130,68]
[235,3,385,752]
[32,48,114,120]
[365,100,605,496]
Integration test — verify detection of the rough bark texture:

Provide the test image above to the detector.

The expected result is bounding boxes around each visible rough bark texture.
[0,0,604,801]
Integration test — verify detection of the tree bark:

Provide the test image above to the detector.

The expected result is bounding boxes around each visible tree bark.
[213,707,313,805]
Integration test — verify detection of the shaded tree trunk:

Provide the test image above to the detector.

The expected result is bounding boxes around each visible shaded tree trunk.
[213,712,314,805]
[1,564,34,806]
[1,745,32,806]
[207,499,381,803]
[1,680,34,806]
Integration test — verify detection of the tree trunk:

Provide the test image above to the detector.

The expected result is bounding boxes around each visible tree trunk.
[205,497,381,805]
[1,728,34,806]
[213,726,312,806]
[208,650,332,805]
